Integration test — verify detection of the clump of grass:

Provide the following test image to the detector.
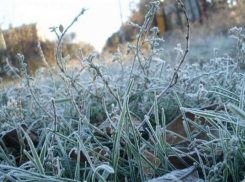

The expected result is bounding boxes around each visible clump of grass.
[1,1,245,181]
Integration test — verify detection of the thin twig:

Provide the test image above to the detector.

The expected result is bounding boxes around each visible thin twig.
[88,61,122,110]
[135,2,159,74]
[50,99,57,147]
[37,42,57,96]
[138,0,190,130]
[43,99,58,166]
[187,70,224,85]
[55,9,87,73]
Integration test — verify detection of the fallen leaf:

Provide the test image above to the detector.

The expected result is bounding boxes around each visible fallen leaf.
[142,150,161,176]
[69,148,88,163]
[148,104,222,169]
[150,104,221,145]
[95,109,143,137]
[168,150,203,169]
[69,146,110,163]
[1,124,39,147]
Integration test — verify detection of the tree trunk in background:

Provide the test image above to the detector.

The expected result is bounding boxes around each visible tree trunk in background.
[162,8,170,31]
[175,2,183,28]
[198,0,209,23]
[187,0,196,22]
[195,0,203,24]
[0,29,7,75]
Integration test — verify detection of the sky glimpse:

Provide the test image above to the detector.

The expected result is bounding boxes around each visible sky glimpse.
[0,0,139,52]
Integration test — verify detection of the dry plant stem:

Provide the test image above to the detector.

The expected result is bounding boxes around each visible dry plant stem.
[187,70,223,85]
[52,9,89,96]
[18,88,23,120]
[29,88,54,119]
[89,62,122,110]
[37,42,57,95]
[138,0,190,130]
[68,81,83,117]
[13,54,54,121]
[55,9,86,72]
[50,99,57,147]
[18,58,54,120]
[135,3,157,74]
[5,58,22,81]
[43,99,58,166]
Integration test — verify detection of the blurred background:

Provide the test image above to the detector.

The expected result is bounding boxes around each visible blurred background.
[0,0,244,77]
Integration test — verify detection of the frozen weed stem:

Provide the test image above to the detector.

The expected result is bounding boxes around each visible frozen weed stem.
[138,0,190,130]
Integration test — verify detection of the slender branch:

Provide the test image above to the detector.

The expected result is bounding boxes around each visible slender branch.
[50,99,57,147]
[43,99,57,166]
[55,9,87,73]
[135,2,159,74]
[89,61,122,110]
[187,70,223,85]
[37,42,57,95]
[138,0,190,130]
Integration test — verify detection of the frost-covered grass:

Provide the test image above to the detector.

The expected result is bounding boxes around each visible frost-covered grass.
[1,1,245,181]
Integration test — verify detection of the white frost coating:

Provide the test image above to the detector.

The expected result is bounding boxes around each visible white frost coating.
[146,165,201,182]
[68,147,78,158]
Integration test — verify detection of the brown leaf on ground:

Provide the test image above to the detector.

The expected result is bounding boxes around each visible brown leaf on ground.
[142,149,161,176]
[168,150,203,169]
[150,104,221,145]
[69,146,110,163]
[1,124,39,147]
[148,104,222,169]
[94,109,143,137]
[69,147,88,163]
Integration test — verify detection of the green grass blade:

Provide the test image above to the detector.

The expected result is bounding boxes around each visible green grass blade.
[209,91,239,103]
[21,127,45,175]
[227,103,245,126]
[55,98,71,104]
[74,143,81,181]
[0,164,65,181]
[0,145,16,167]
[112,79,134,180]
[0,171,16,182]
[174,92,193,141]
[55,136,73,178]
[214,86,239,98]
[47,128,76,144]
[74,133,94,170]
[93,165,114,182]
[39,133,51,165]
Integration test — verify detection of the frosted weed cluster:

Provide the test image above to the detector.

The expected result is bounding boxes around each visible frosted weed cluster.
[1,1,245,181]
